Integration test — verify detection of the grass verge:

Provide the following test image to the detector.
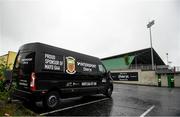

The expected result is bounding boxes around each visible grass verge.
[0,91,37,116]
[0,100,36,116]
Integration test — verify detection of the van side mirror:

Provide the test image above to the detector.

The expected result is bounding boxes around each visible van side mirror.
[107,71,113,80]
[107,71,111,77]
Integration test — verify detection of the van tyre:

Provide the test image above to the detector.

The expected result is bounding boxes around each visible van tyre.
[105,85,113,98]
[43,91,60,109]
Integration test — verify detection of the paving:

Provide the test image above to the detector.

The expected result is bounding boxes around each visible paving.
[24,84,180,116]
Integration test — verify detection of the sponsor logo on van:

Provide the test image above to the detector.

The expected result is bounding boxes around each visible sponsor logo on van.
[44,53,63,71]
[66,56,76,74]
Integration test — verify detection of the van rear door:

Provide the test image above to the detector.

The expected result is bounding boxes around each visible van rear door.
[13,51,35,92]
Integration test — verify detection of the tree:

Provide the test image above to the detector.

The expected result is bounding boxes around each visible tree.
[0,58,11,92]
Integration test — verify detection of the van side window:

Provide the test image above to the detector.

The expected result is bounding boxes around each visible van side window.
[14,52,35,74]
[98,65,105,73]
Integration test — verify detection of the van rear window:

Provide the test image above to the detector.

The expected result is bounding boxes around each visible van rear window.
[14,52,35,74]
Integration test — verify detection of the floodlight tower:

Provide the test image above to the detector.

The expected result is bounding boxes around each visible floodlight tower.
[147,20,155,70]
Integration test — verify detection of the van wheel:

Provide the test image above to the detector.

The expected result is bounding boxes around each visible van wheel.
[104,85,113,98]
[43,91,60,109]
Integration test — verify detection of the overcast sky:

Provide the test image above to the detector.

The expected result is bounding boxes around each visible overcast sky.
[0,0,180,66]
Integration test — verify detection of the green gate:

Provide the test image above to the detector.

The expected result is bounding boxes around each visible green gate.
[167,74,174,88]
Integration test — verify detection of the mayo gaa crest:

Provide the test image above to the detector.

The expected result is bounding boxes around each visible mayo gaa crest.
[66,56,76,74]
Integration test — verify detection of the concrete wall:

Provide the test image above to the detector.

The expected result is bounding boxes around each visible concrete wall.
[161,75,168,87]
[112,69,180,87]
[175,74,180,87]
[139,71,157,86]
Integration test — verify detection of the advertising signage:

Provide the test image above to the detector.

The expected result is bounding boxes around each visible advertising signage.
[43,53,97,74]
[65,56,97,75]
[44,53,64,72]
[111,72,138,81]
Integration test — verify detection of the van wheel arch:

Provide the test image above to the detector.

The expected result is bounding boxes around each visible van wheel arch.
[48,87,61,95]
[104,84,113,98]
[43,89,61,109]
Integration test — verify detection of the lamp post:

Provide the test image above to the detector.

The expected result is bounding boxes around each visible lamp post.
[166,53,168,66]
[147,20,155,70]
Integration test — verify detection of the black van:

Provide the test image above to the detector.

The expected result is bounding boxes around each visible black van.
[13,42,113,109]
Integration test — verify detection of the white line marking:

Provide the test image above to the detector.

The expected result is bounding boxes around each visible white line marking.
[40,98,109,116]
[140,105,155,117]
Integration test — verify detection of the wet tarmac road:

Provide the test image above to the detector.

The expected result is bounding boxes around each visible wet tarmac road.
[24,84,180,116]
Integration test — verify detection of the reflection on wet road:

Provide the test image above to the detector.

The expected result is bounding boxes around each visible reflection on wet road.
[24,84,180,116]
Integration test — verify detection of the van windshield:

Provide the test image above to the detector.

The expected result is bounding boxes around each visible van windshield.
[14,51,35,74]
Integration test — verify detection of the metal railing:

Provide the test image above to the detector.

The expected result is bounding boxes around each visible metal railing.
[128,64,180,73]
[129,64,168,70]
[110,65,180,73]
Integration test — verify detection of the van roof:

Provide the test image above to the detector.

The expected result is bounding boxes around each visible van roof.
[19,42,100,63]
